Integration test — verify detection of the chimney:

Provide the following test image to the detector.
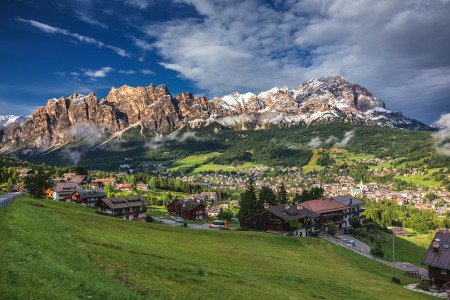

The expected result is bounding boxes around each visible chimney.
[432,238,440,252]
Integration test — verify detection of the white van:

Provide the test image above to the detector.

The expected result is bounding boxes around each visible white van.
[209,220,228,229]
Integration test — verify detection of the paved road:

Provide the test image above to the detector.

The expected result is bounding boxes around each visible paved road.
[336,233,371,254]
[0,192,20,209]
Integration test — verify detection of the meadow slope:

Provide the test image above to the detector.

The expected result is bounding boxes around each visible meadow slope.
[0,197,433,299]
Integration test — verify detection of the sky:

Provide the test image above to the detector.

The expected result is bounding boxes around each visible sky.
[0,0,449,124]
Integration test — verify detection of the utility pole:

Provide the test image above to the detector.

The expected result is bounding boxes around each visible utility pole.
[392,233,395,262]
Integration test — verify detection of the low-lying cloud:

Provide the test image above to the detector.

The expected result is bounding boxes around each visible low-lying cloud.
[433,113,450,156]
[307,130,355,149]
[145,131,198,149]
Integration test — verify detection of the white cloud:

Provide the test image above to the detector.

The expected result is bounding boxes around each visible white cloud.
[118,69,136,75]
[334,130,355,147]
[141,69,154,75]
[433,113,450,156]
[16,17,130,57]
[144,0,450,123]
[133,37,152,51]
[84,67,114,78]
[122,0,153,9]
[74,11,108,29]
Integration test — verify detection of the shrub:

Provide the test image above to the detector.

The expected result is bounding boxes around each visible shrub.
[354,227,368,238]
[145,215,154,223]
[370,245,384,258]
[327,222,337,236]
[391,277,401,284]
[417,281,430,291]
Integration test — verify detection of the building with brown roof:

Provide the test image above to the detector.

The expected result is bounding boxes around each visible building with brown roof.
[53,182,82,201]
[240,203,319,237]
[422,230,450,287]
[167,199,207,220]
[71,189,106,207]
[301,198,349,229]
[97,196,147,221]
[116,183,133,191]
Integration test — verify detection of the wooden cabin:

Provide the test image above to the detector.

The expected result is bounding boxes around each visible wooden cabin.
[53,182,82,201]
[167,199,207,220]
[71,189,106,207]
[240,203,319,237]
[97,196,147,221]
[300,198,348,229]
[422,230,450,287]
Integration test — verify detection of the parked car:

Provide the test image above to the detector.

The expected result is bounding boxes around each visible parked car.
[346,240,356,247]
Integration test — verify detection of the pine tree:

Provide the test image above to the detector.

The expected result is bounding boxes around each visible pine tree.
[239,177,260,218]
[277,183,288,204]
[259,186,277,206]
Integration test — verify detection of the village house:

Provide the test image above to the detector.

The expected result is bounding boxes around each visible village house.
[52,182,82,201]
[63,173,86,183]
[136,182,149,191]
[71,189,106,207]
[93,177,116,188]
[116,183,133,191]
[333,195,364,228]
[240,203,319,237]
[422,230,450,288]
[167,199,207,220]
[206,206,221,217]
[97,196,147,221]
[301,198,349,229]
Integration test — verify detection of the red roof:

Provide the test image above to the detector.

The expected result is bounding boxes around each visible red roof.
[300,198,347,214]
[94,178,116,183]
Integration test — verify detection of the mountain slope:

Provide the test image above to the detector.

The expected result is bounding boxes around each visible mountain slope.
[0,75,431,152]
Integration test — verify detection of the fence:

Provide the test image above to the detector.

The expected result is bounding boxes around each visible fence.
[0,193,19,209]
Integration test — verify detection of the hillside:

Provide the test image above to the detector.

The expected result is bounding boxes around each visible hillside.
[11,124,447,172]
[0,196,433,299]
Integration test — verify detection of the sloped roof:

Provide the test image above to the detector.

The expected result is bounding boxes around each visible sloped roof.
[78,189,106,198]
[333,195,363,207]
[101,196,145,209]
[54,182,81,193]
[300,198,347,214]
[422,231,450,270]
[266,204,319,222]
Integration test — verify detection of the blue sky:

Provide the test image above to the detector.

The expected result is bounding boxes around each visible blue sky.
[0,0,449,124]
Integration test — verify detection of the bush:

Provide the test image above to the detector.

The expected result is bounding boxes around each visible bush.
[370,245,384,258]
[391,277,401,284]
[416,281,430,291]
[327,222,337,236]
[145,215,154,223]
[354,227,369,238]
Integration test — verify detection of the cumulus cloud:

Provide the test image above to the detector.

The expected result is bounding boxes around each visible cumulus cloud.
[144,0,450,123]
[433,113,450,156]
[84,67,113,78]
[133,37,153,51]
[16,17,130,57]
[119,69,136,75]
[140,69,154,75]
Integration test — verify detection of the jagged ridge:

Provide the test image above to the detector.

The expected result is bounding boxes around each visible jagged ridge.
[0,75,430,151]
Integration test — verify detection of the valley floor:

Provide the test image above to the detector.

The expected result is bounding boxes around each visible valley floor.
[0,196,433,299]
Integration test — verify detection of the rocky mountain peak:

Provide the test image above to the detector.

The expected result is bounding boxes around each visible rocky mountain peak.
[0,75,430,151]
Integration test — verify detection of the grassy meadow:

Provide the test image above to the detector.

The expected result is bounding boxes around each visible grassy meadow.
[0,196,433,299]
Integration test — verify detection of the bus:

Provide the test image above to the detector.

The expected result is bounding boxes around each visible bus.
[209,220,228,229]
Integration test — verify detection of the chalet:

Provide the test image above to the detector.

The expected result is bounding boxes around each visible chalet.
[97,196,147,221]
[136,182,149,191]
[71,189,106,207]
[333,195,364,228]
[167,199,207,220]
[422,230,450,288]
[167,199,184,216]
[63,173,86,184]
[181,200,207,220]
[93,178,116,188]
[240,204,319,237]
[207,206,221,217]
[116,183,133,191]
[53,182,82,201]
[301,198,348,229]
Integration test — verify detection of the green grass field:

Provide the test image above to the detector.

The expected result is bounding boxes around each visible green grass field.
[302,149,325,172]
[170,152,222,171]
[192,162,261,173]
[0,196,432,299]
[358,232,428,267]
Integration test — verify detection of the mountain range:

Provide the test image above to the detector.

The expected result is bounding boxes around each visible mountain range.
[0,75,430,152]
